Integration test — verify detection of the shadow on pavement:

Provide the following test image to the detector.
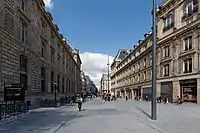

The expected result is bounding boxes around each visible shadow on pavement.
[0,107,83,133]
[134,104,152,119]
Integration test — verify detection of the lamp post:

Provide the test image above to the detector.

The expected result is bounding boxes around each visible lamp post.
[151,0,157,120]
[54,82,57,107]
[107,55,110,101]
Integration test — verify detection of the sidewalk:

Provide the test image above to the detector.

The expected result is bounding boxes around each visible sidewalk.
[0,105,72,127]
[127,100,200,133]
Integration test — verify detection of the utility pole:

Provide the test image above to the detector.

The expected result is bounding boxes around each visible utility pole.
[151,0,157,120]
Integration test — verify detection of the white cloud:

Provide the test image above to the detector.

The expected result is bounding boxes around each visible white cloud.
[44,0,54,9]
[80,52,114,89]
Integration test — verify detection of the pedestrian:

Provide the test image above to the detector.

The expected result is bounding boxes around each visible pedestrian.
[77,96,83,111]
[126,95,128,101]
[164,97,169,104]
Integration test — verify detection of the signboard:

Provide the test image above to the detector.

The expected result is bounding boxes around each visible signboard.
[4,84,25,101]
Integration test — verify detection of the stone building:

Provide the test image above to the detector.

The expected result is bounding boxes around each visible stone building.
[100,73,111,95]
[111,0,200,103]
[0,0,81,106]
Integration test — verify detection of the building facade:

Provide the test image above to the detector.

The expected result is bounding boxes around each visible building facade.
[81,71,87,95]
[111,0,200,103]
[100,73,111,95]
[0,0,81,106]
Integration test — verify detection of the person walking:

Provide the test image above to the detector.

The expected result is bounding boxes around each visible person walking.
[77,96,83,111]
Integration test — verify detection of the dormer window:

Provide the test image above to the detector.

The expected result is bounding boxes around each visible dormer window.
[163,14,174,32]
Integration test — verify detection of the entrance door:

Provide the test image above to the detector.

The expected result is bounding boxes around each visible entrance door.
[161,82,173,102]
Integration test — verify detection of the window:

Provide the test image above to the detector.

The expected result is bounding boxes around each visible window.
[20,19,27,43]
[183,58,192,73]
[20,73,27,90]
[163,64,169,76]
[164,46,170,57]
[183,36,192,51]
[51,48,55,63]
[183,0,198,19]
[41,42,45,57]
[138,62,140,70]
[20,54,27,90]
[20,55,27,71]
[41,67,45,92]
[41,19,47,37]
[20,0,25,10]
[144,71,146,80]
[57,75,60,92]
[51,71,54,92]
[138,74,140,82]
[62,77,64,93]
[163,14,174,32]
[144,58,146,68]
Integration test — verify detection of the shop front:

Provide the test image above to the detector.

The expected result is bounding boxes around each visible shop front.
[142,87,152,101]
[126,89,132,99]
[179,79,197,103]
[121,89,125,98]
[133,87,141,100]
[161,82,173,103]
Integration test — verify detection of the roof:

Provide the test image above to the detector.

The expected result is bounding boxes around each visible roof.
[114,49,129,61]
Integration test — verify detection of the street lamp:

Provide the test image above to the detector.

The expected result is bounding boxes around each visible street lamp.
[151,0,157,120]
[54,82,57,107]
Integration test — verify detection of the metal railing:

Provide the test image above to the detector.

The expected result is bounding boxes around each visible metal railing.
[0,101,29,120]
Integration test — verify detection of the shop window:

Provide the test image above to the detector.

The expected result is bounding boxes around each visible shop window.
[183,58,192,73]
[183,36,192,51]
[163,64,169,76]
[182,86,197,102]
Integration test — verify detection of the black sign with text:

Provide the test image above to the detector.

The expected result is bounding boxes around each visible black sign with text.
[4,84,25,101]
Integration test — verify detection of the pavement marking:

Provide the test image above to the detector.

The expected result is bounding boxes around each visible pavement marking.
[52,111,79,133]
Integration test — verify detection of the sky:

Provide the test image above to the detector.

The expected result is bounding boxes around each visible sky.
[44,0,164,88]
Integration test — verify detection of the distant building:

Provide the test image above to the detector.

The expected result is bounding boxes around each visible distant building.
[100,73,111,95]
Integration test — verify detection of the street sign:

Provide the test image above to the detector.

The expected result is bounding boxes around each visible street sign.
[4,84,25,101]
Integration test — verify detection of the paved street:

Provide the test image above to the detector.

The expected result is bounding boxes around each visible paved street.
[0,98,200,133]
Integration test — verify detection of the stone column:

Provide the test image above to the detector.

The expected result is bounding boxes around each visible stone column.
[156,82,161,98]
[197,78,200,104]
[131,89,135,99]
[124,89,127,98]
[172,80,180,101]
[119,90,122,98]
